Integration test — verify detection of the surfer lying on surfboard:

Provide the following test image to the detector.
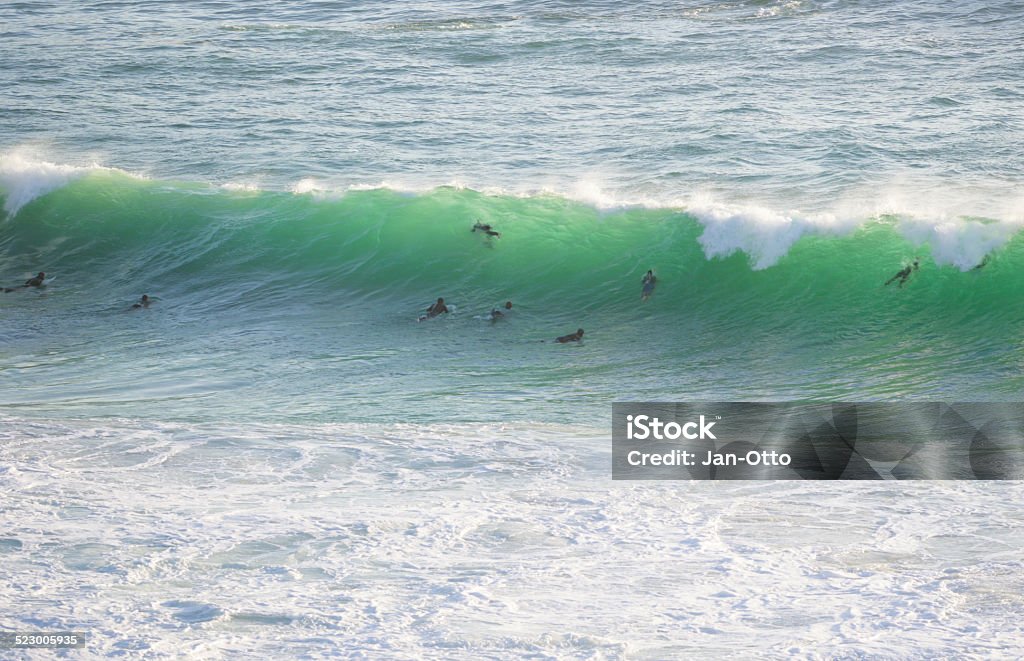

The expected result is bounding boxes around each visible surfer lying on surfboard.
[3,271,48,292]
[419,297,450,321]
[555,328,584,343]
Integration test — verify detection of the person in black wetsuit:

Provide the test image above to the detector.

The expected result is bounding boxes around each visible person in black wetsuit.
[420,297,449,321]
[3,271,46,292]
[885,259,919,288]
[489,301,513,321]
[555,328,585,343]
[472,221,500,238]
[641,270,657,301]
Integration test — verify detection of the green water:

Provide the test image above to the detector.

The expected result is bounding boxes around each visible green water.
[2,175,1023,423]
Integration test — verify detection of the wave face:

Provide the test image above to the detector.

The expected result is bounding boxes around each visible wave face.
[3,171,1024,422]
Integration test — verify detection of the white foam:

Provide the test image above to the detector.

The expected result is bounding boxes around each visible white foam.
[0,151,136,218]
[220,181,262,193]
[556,179,1024,271]
[0,153,90,217]
[693,208,1024,272]
[899,218,1016,271]
[834,176,1024,270]
[290,177,326,195]
[684,194,860,270]
[1,416,1022,657]
[756,0,806,19]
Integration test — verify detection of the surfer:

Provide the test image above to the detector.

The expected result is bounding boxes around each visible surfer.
[132,294,151,309]
[472,221,500,238]
[489,301,513,321]
[971,256,990,271]
[641,270,657,301]
[3,271,46,292]
[555,328,585,343]
[419,297,449,321]
[885,259,919,288]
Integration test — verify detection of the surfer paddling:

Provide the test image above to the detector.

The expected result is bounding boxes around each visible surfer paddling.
[641,270,657,301]
[885,259,919,288]
[419,297,450,321]
[3,271,47,292]
[555,328,585,343]
[472,221,500,238]
[132,294,151,309]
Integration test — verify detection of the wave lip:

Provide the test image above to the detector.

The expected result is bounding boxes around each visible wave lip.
[0,152,130,218]
[2,152,1024,272]
[687,196,860,270]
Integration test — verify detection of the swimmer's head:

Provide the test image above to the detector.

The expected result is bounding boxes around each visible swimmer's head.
[437,297,444,304]
[37,272,45,278]
[504,301,512,309]
[141,294,149,302]
[577,328,584,336]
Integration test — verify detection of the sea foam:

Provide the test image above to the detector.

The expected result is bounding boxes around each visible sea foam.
[0,152,134,218]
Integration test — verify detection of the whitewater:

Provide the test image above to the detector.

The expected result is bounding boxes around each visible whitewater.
[3,0,1024,658]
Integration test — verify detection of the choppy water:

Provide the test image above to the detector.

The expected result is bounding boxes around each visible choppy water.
[2,1,1024,658]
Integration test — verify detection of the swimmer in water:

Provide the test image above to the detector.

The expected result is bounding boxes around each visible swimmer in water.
[641,269,657,301]
[489,301,513,321]
[472,221,501,238]
[885,259,919,288]
[420,297,450,321]
[132,294,151,309]
[555,328,585,343]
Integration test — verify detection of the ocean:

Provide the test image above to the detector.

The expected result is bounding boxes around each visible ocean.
[2,1,1024,657]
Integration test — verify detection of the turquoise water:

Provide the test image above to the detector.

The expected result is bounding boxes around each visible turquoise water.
[3,173,1024,423]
